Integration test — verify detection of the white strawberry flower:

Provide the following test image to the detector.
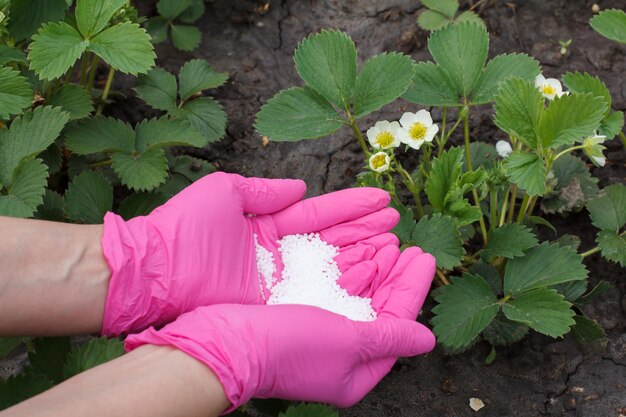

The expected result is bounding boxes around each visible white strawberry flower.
[368,151,391,173]
[535,74,566,100]
[583,133,607,167]
[397,110,439,150]
[366,120,401,150]
[496,140,513,158]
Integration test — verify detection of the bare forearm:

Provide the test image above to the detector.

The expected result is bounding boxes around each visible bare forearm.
[0,217,110,335]
[0,345,229,417]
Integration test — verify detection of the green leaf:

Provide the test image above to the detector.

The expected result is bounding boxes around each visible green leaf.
[432,273,499,350]
[0,371,53,410]
[7,0,69,41]
[117,191,168,220]
[503,288,575,338]
[63,337,125,379]
[402,61,460,106]
[0,106,70,186]
[483,224,538,259]
[597,230,626,267]
[255,87,343,141]
[48,83,93,120]
[590,9,626,44]
[464,142,497,171]
[178,59,228,101]
[135,67,178,111]
[156,173,190,197]
[351,53,414,118]
[171,155,216,182]
[35,189,65,221]
[0,66,33,119]
[456,10,484,25]
[422,0,458,17]
[111,147,169,191]
[425,147,463,210]
[541,154,598,214]
[0,158,49,218]
[586,184,626,231]
[279,403,338,417]
[575,280,611,305]
[493,77,543,147]
[389,200,416,244]
[469,261,501,294]
[64,171,113,223]
[482,313,528,346]
[65,117,135,154]
[28,337,72,384]
[411,213,464,269]
[174,97,227,142]
[145,16,169,43]
[571,315,606,344]
[28,22,88,81]
[157,0,193,19]
[0,337,23,360]
[135,117,208,151]
[170,24,201,51]
[471,54,540,104]
[76,0,127,38]
[87,22,156,75]
[598,110,624,140]
[537,93,606,149]
[428,21,488,98]
[417,10,452,31]
[554,280,588,303]
[179,0,205,23]
[0,45,27,66]
[562,72,612,116]
[503,242,588,295]
[293,29,357,108]
[503,151,546,196]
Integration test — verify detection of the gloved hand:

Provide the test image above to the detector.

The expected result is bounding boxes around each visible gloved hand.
[125,247,436,413]
[101,172,400,336]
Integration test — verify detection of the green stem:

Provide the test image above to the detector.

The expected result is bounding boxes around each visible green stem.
[620,131,626,150]
[395,158,425,218]
[489,190,498,230]
[444,114,463,141]
[96,67,116,116]
[499,186,510,227]
[580,246,601,257]
[437,106,447,154]
[526,195,538,217]
[86,55,100,93]
[79,53,89,85]
[554,145,586,162]
[463,108,488,243]
[435,268,450,286]
[507,185,518,223]
[88,159,112,168]
[515,193,531,223]
[349,117,370,157]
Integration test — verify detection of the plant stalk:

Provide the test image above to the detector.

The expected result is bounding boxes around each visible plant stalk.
[79,53,89,85]
[436,268,450,286]
[438,106,447,154]
[86,55,101,93]
[489,190,498,230]
[96,67,116,116]
[88,159,113,168]
[507,184,518,223]
[499,186,510,227]
[395,158,425,218]
[620,131,626,150]
[463,109,488,243]
[349,117,370,157]
[515,193,531,223]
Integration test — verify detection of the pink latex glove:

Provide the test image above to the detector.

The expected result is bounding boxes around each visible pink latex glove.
[101,172,400,336]
[125,247,436,412]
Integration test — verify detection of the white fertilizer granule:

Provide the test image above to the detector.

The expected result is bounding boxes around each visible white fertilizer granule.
[255,233,377,322]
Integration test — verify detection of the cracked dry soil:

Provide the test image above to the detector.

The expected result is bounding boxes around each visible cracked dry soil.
[122,0,625,416]
[4,0,623,416]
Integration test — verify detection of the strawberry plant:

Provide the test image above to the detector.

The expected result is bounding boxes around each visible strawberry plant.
[255,22,625,359]
[0,0,226,403]
[145,0,205,51]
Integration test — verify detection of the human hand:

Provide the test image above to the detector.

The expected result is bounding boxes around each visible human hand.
[101,172,399,336]
[124,247,436,412]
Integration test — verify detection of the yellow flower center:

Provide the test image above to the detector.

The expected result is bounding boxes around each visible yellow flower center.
[371,154,387,169]
[375,131,395,148]
[541,84,556,96]
[409,123,427,141]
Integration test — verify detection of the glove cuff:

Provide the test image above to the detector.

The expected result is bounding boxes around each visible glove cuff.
[101,212,169,336]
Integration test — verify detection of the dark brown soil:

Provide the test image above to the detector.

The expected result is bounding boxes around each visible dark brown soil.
[77,0,626,415]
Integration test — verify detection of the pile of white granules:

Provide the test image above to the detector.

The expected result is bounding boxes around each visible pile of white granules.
[255,233,377,322]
